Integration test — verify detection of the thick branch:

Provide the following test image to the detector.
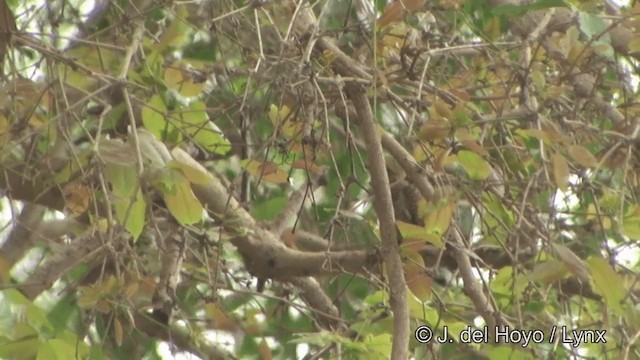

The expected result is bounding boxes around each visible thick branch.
[134,312,237,360]
[345,85,409,359]
[0,204,46,268]
[19,228,109,300]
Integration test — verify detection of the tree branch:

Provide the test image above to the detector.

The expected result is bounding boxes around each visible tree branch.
[345,85,409,359]
[19,228,110,300]
[0,204,46,268]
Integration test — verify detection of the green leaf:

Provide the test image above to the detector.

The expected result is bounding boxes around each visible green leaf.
[526,260,570,283]
[47,294,79,333]
[139,51,164,84]
[168,147,214,185]
[37,339,77,360]
[481,192,514,244]
[591,40,614,59]
[105,163,146,240]
[142,95,171,140]
[152,167,178,194]
[587,257,626,315]
[487,345,535,360]
[2,288,30,305]
[24,307,51,336]
[0,337,39,359]
[457,150,492,180]
[251,195,288,221]
[179,101,230,155]
[161,169,204,225]
[116,188,146,241]
[105,164,137,197]
[578,11,609,40]
[362,333,392,360]
[622,217,640,239]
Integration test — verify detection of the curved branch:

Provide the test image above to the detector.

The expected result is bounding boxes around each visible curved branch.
[345,85,409,359]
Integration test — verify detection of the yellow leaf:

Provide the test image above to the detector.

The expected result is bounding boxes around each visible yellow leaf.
[628,37,640,53]
[623,217,640,239]
[457,150,492,180]
[423,201,455,246]
[268,104,301,139]
[162,173,204,225]
[402,248,431,302]
[268,104,293,126]
[0,115,9,136]
[396,221,428,239]
[169,147,214,184]
[567,145,598,168]
[551,152,570,191]
[164,61,206,97]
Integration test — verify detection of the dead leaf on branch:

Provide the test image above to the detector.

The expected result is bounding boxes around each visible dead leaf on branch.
[63,182,91,217]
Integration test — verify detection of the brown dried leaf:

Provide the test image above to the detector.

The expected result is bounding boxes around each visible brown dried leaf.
[418,119,451,141]
[63,183,91,217]
[377,1,407,28]
[377,0,426,28]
